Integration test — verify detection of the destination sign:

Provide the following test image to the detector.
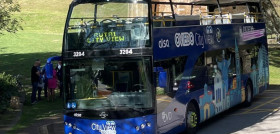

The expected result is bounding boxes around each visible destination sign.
[87,31,130,44]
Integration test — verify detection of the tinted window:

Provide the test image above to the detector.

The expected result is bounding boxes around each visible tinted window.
[239,44,257,74]
[189,53,206,91]
[155,56,188,94]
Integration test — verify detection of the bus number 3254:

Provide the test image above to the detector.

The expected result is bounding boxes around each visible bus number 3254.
[120,49,133,55]
[73,51,85,57]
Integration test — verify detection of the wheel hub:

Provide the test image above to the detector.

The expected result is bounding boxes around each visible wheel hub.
[187,112,197,128]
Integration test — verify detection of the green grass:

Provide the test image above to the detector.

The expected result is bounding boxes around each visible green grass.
[0,0,72,83]
[0,0,71,133]
[268,47,280,85]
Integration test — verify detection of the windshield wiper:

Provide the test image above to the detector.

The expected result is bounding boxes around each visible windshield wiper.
[128,107,146,113]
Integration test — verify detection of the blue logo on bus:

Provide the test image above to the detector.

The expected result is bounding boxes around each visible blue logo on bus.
[72,102,77,109]
[67,102,71,109]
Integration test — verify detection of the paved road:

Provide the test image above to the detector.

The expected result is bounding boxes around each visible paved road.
[198,85,280,134]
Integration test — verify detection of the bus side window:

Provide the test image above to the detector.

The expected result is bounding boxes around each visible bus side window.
[205,49,223,85]
[239,44,256,74]
[189,53,206,91]
[155,56,188,95]
[227,48,236,77]
[253,44,260,70]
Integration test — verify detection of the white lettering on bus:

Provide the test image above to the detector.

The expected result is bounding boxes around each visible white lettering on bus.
[242,26,254,33]
[175,32,194,48]
[91,121,117,134]
[162,112,172,122]
[195,33,205,48]
[158,39,170,48]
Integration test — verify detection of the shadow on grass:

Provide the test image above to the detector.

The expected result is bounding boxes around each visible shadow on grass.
[0,52,61,84]
[268,48,280,68]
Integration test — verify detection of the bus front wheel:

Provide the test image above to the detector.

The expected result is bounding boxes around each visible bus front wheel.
[185,102,198,134]
[244,82,253,107]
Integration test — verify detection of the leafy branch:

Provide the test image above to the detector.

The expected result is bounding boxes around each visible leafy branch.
[0,0,22,35]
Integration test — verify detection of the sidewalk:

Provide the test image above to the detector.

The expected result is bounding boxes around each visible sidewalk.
[18,114,64,134]
[0,103,23,134]
[233,108,280,134]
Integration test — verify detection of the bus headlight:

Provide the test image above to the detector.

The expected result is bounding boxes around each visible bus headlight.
[146,122,151,127]
[141,124,145,129]
[135,126,140,131]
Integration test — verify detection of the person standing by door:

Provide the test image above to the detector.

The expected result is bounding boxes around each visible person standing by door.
[56,61,63,97]
[31,59,41,104]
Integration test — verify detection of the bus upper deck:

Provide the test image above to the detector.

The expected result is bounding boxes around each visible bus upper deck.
[151,0,263,27]
[64,0,264,55]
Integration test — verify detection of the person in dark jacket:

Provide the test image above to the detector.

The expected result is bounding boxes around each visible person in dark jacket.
[31,59,41,104]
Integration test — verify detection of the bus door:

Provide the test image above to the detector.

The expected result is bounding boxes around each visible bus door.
[154,56,188,131]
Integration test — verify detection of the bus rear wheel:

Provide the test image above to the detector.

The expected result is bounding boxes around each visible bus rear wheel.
[185,102,198,134]
[244,82,253,107]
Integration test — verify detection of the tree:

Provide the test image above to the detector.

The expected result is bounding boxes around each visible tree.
[0,0,22,34]
[261,0,280,35]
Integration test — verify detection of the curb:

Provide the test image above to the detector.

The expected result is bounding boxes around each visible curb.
[39,123,50,134]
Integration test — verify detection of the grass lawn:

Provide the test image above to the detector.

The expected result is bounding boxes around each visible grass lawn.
[0,0,71,133]
[0,0,72,83]
[268,47,280,85]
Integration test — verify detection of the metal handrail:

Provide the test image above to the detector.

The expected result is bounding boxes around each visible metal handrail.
[152,12,175,27]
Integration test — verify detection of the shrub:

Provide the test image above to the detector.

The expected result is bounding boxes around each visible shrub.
[0,72,19,112]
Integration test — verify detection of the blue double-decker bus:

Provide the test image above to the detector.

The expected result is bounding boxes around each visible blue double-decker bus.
[55,0,269,133]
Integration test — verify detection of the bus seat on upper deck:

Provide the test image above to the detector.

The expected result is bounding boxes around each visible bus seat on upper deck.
[245,15,256,23]
[231,13,245,23]
[215,14,231,24]
[174,14,200,26]
[201,15,214,25]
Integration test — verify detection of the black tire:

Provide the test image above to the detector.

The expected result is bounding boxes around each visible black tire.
[185,102,199,134]
[244,82,253,107]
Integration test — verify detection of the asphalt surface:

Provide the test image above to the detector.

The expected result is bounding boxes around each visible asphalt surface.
[198,85,280,134]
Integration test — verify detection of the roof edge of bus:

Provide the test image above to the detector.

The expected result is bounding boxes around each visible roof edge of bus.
[72,0,148,4]
[181,0,260,5]
[71,0,260,5]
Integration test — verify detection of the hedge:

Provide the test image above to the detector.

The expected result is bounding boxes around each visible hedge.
[0,72,19,112]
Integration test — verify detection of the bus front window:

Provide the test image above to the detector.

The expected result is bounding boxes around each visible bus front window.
[64,57,152,111]
[66,1,150,51]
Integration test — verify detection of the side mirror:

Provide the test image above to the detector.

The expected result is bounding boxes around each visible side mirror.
[158,71,167,88]
[45,63,53,79]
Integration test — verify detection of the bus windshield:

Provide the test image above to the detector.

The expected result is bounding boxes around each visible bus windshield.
[65,1,150,51]
[64,57,153,111]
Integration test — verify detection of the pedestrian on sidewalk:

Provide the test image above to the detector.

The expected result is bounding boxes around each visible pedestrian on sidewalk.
[31,59,41,104]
